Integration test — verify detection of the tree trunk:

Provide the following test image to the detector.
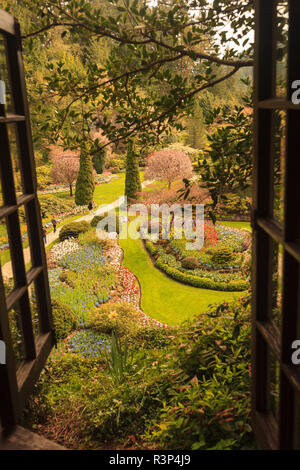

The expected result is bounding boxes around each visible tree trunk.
[69,184,73,197]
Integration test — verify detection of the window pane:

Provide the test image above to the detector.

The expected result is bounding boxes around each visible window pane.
[7,123,25,195]
[0,34,14,114]
[269,350,280,421]
[0,217,15,290]
[273,110,285,225]
[8,301,24,367]
[270,240,282,330]
[275,1,288,98]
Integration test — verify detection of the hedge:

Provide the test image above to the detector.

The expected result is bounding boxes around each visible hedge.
[144,240,248,292]
[91,213,121,233]
[145,239,158,256]
[51,298,78,340]
[59,221,90,241]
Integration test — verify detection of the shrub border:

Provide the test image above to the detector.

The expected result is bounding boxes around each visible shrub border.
[143,240,248,292]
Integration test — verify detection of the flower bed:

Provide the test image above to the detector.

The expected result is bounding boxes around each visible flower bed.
[66,330,112,358]
[48,234,169,334]
[59,245,106,271]
[156,256,248,291]
[144,223,250,292]
[49,268,111,325]
[48,238,115,325]
[49,238,80,263]
[106,244,169,328]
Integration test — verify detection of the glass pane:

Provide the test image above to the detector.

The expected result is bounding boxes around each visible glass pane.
[0,34,14,113]
[7,123,24,195]
[29,283,40,336]
[0,217,15,289]
[273,110,285,224]
[22,222,32,272]
[269,350,280,421]
[271,240,282,329]
[275,2,288,97]
[8,301,24,367]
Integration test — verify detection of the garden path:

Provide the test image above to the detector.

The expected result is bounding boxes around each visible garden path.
[1,179,155,279]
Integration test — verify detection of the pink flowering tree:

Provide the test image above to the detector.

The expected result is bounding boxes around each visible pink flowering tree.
[144,149,193,189]
[51,151,80,196]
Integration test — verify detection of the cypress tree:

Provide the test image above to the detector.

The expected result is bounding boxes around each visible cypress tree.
[125,141,141,200]
[75,149,95,206]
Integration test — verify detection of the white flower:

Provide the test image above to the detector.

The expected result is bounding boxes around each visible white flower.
[50,238,80,261]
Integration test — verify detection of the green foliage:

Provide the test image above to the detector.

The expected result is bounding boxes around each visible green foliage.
[8,308,23,363]
[130,327,173,350]
[59,221,89,241]
[28,297,253,450]
[36,164,51,189]
[146,297,252,450]
[75,151,95,206]
[38,194,74,219]
[91,212,121,233]
[145,239,157,256]
[155,257,247,292]
[217,193,250,218]
[90,302,142,336]
[51,298,78,340]
[125,141,142,200]
[78,229,103,246]
[144,241,248,291]
[15,0,257,154]
[92,148,106,174]
[210,245,235,266]
[110,157,125,170]
[104,330,134,385]
[181,256,200,270]
[90,215,104,228]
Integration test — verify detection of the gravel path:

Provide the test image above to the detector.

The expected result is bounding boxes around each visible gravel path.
[1,179,154,280]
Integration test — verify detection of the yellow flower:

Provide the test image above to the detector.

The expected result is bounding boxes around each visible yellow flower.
[108,311,118,320]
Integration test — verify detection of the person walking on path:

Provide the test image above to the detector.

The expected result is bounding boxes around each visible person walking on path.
[88,201,93,211]
[42,226,47,244]
[51,217,57,233]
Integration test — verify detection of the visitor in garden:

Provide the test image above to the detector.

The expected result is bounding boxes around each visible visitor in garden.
[51,217,57,233]
[42,226,47,244]
[88,201,93,211]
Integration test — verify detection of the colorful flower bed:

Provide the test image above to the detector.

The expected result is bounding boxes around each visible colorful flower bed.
[143,223,250,291]
[107,244,169,328]
[59,245,106,271]
[48,240,115,324]
[49,238,80,263]
[215,225,247,252]
[117,264,140,306]
[66,330,112,358]
[47,232,168,346]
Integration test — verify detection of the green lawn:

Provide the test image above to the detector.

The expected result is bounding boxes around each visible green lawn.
[119,226,243,326]
[93,174,125,206]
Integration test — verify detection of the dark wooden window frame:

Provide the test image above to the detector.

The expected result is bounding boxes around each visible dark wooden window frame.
[252,0,300,450]
[1,1,300,449]
[0,10,55,429]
